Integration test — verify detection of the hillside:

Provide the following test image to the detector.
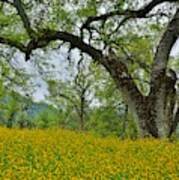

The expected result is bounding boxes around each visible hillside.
[0,127,178,179]
[0,91,59,128]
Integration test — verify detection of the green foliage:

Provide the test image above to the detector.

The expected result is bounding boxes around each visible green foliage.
[1,32,29,43]
[77,0,97,17]
[0,9,18,27]
[87,107,123,137]
[0,5,29,42]
[33,108,61,129]
[86,107,138,138]
[168,57,179,72]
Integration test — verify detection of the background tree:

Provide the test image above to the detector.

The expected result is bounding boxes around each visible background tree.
[46,56,95,130]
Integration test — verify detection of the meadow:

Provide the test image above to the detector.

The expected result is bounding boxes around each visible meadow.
[0,127,178,179]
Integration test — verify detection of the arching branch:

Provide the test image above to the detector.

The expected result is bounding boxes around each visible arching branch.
[81,0,178,30]
[25,30,103,61]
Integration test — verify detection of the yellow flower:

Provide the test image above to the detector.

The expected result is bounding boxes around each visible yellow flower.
[0,127,178,179]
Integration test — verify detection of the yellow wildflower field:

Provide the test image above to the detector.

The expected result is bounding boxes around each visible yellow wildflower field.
[0,127,178,179]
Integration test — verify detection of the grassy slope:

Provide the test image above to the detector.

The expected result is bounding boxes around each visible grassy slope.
[0,127,178,179]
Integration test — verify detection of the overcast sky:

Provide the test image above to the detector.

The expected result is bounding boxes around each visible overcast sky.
[10,37,179,102]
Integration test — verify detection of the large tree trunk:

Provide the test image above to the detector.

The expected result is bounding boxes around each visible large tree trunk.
[102,9,179,138]
[125,74,178,138]
[102,54,178,138]
[125,87,178,138]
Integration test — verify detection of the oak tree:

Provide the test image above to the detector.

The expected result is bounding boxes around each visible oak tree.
[0,0,179,137]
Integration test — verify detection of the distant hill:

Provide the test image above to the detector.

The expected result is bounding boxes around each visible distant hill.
[0,91,58,127]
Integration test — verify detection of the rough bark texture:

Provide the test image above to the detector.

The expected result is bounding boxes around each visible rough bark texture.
[148,9,179,137]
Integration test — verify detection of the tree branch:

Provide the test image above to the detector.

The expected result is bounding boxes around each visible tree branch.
[25,30,103,61]
[81,0,177,30]
[13,0,35,38]
[102,53,143,109]
[22,28,142,114]
[0,0,35,37]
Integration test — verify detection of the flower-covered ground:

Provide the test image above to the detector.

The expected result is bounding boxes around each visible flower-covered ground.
[0,127,178,179]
